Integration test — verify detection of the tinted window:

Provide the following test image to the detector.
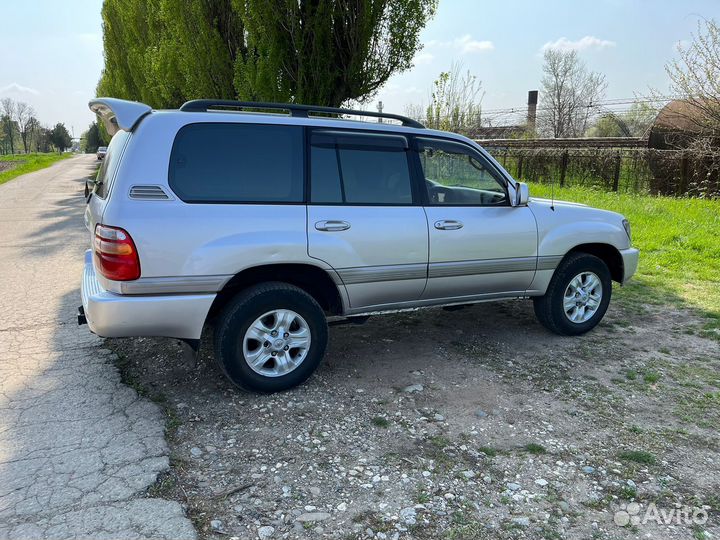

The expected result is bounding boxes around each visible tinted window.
[169,123,303,203]
[94,131,130,199]
[417,137,507,206]
[310,131,413,205]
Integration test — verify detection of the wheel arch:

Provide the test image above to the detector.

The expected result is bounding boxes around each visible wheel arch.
[207,263,346,322]
[564,243,624,283]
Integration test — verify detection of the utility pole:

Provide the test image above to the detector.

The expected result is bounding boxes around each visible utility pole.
[377,101,384,123]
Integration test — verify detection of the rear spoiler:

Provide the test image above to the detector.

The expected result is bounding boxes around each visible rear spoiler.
[89,98,152,136]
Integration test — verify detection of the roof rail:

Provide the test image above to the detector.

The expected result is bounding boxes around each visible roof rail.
[178,100,425,129]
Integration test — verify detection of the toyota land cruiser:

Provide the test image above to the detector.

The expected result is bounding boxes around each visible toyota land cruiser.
[80,98,638,392]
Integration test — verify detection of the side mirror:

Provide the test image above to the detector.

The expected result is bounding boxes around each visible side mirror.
[515,182,529,206]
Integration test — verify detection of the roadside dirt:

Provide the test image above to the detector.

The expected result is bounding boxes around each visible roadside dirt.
[109,297,720,540]
[0,161,21,174]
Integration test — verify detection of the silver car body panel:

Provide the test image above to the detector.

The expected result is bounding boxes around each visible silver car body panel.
[307,205,428,308]
[81,251,214,340]
[422,205,538,298]
[81,98,638,340]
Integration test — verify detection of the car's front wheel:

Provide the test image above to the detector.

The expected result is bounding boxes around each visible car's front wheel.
[214,282,328,392]
[533,252,612,336]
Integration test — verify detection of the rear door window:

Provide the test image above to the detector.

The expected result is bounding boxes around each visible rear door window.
[310,130,413,205]
[169,123,304,203]
[93,131,130,199]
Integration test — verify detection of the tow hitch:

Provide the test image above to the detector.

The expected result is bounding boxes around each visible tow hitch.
[77,306,87,326]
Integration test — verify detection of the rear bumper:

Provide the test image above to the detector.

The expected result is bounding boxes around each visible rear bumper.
[620,248,640,284]
[80,250,215,340]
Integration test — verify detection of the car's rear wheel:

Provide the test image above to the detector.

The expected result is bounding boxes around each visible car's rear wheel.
[214,282,328,392]
[533,252,612,336]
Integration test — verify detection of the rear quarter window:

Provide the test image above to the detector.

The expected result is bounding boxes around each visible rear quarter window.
[168,123,304,203]
[94,131,130,199]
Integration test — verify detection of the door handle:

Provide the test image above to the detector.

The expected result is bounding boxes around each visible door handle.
[434,220,463,230]
[315,220,351,232]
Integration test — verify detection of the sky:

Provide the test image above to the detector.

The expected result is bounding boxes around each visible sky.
[0,0,717,136]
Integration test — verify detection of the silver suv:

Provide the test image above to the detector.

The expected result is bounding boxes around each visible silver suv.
[80,98,639,392]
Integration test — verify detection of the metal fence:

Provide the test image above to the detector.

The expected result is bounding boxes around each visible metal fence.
[482,145,720,198]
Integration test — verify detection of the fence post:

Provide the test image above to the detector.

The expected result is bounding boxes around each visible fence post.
[559,150,568,187]
[517,155,523,180]
[679,152,689,195]
[612,151,621,192]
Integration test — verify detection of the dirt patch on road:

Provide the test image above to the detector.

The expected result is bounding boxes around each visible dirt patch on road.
[0,161,21,174]
[109,298,720,540]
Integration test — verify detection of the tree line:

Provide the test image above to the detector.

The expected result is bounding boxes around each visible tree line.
[98,0,437,109]
[0,98,72,155]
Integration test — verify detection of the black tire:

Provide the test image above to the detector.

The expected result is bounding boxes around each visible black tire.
[214,282,328,392]
[533,252,612,336]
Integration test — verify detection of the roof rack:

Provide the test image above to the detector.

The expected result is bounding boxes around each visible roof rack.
[178,100,425,129]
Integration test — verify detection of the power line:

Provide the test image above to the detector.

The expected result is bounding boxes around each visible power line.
[478,95,677,116]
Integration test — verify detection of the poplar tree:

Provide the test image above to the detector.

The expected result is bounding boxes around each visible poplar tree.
[98,0,436,108]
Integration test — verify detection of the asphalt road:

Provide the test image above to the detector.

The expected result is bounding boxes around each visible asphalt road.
[0,155,195,539]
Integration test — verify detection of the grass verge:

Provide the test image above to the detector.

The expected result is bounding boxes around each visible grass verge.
[528,183,720,338]
[0,152,74,186]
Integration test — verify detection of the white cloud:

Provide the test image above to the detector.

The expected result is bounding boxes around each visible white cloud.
[455,35,494,54]
[0,83,40,96]
[414,51,435,65]
[541,36,616,53]
[426,35,494,54]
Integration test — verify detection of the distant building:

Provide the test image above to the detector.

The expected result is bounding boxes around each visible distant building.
[648,100,705,150]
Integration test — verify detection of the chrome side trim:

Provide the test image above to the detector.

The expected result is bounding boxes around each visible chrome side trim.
[428,257,536,278]
[105,257,563,297]
[335,256,564,286]
[129,185,173,200]
[537,255,563,271]
[337,264,427,285]
[102,275,233,295]
[344,291,528,316]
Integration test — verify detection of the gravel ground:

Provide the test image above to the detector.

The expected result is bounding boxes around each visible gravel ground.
[109,296,720,540]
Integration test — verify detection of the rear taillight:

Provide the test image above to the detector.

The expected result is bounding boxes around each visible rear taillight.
[94,224,141,281]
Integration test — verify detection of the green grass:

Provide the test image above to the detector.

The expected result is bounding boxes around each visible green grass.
[618,449,657,465]
[528,183,720,337]
[371,416,390,428]
[477,446,498,457]
[0,152,73,185]
[524,443,547,454]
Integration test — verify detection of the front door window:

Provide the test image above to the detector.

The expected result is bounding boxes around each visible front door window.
[416,137,508,206]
